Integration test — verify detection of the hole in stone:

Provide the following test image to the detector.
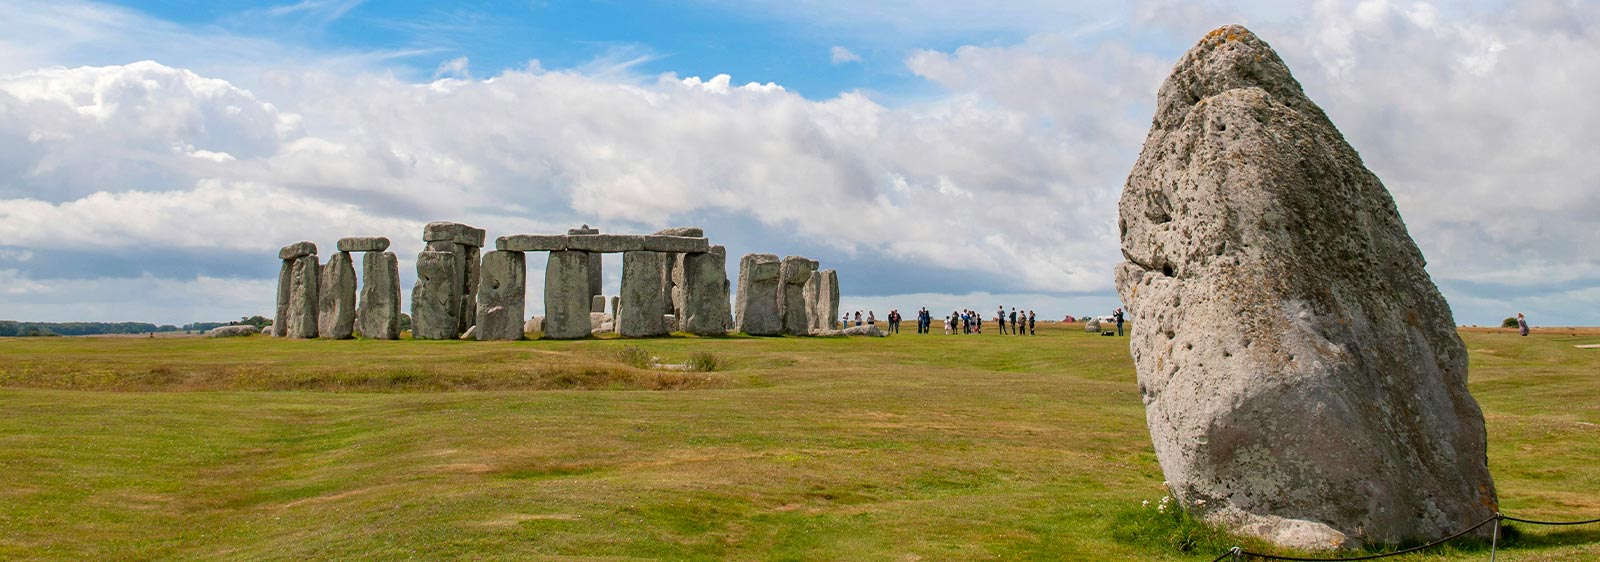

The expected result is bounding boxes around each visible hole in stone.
[1153,211,1172,225]
[1217,122,1226,132]
[1162,264,1175,277]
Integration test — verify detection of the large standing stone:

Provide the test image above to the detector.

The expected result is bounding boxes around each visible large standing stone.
[411,251,458,340]
[777,256,818,335]
[680,245,731,336]
[618,251,669,337]
[803,269,840,332]
[568,225,603,298]
[733,253,782,336]
[284,255,319,339]
[543,250,592,339]
[357,251,401,339]
[592,295,608,313]
[275,241,316,338]
[317,251,357,339]
[274,259,293,338]
[459,245,481,336]
[1113,25,1495,550]
[475,250,526,341]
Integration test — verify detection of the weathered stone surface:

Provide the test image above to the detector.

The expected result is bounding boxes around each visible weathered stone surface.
[807,328,844,337]
[337,237,390,252]
[841,324,883,337]
[1084,318,1101,332]
[411,251,459,340]
[317,252,357,339]
[591,295,607,313]
[279,241,316,260]
[589,312,610,333]
[460,326,477,340]
[566,234,644,253]
[567,225,599,235]
[652,227,704,238]
[543,250,592,339]
[803,268,839,332]
[525,316,544,334]
[820,270,840,331]
[475,250,526,341]
[459,245,481,336]
[680,246,731,336]
[423,221,486,247]
[618,251,669,337]
[586,252,602,299]
[208,325,260,338]
[609,296,620,316]
[777,256,818,335]
[357,251,401,340]
[284,255,319,338]
[641,235,710,254]
[1114,24,1495,550]
[261,325,275,337]
[496,234,568,252]
[733,253,782,336]
[274,259,293,338]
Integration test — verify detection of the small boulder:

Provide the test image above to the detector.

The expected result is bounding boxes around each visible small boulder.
[208,325,260,338]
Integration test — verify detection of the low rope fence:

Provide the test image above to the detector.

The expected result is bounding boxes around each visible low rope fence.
[1209,512,1600,562]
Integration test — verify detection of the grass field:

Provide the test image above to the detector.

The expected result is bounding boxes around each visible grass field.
[1,323,1597,561]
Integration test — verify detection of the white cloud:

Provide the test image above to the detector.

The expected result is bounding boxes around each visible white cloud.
[0,0,1596,328]
[830,46,861,64]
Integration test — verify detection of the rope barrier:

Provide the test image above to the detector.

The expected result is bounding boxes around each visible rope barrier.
[1210,511,1600,561]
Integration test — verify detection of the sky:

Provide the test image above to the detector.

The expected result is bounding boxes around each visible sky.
[0,0,1596,327]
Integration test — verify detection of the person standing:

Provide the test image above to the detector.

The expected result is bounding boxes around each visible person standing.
[1114,308,1125,336]
[996,306,1007,335]
[854,310,862,326]
[1028,310,1036,336]
[1517,312,1529,337]
[1009,308,1018,336]
[867,311,876,327]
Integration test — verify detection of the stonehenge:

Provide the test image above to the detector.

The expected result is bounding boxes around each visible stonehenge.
[273,224,841,341]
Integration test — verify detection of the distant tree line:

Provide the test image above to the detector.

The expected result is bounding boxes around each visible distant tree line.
[0,315,272,337]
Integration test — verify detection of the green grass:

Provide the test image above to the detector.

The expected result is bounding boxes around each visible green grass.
[0,325,1596,561]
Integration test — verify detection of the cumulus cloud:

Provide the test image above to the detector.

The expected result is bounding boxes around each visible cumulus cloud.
[0,0,1596,327]
[830,46,861,64]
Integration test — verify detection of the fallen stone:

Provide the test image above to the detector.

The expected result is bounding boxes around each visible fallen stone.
[590,312,611,333]
[208,325,260,338]
[525,316,544,334]
[807,328,845,337]
[543,250,592,339]
[596,321,614,334]
[618,251,669,337]
[1084,318,1101,332]
[336,236,390,252]
[1113,24,1495,550]
[475,250,526,341]
[842,324,884,337]
[261,325,275,337]
[679,246,731,336]
[356,251,401,340]
[317,251,357,339]
[279,241,316,260]
[423,221,487,247]
[496,234,568,252]
[460,326,477,340]
[777,256,818,335]
[733,253,782,336]
[410,251,459,340]
[284,255,319,338]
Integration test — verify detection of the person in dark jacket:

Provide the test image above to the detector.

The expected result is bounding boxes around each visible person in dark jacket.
[1114,308,1125,336]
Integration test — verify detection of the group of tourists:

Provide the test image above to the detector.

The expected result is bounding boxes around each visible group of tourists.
[906,306,1036,335]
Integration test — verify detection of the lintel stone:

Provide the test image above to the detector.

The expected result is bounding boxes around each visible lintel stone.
[497,234,569,252]
[337,236,390,252]
[423,221,487,247]
[279,241,317,260]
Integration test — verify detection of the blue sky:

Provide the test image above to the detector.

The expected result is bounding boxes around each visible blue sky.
[0,0,1597,327]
